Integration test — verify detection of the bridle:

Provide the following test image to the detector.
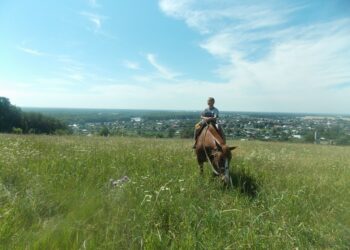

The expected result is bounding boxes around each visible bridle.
[200,122,232,186]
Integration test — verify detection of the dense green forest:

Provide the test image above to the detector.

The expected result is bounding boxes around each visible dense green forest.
[0,97,68,134]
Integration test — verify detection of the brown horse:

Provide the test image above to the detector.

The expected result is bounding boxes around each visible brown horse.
[195,123,237,184]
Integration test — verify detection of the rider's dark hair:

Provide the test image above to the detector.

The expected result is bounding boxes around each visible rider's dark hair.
[208,97,215,103]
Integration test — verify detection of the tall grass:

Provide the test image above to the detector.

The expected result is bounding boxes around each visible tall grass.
[0,134,349,249]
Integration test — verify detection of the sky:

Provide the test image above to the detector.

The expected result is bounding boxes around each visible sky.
[0,0,350,113]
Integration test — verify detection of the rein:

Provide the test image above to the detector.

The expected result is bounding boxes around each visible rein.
[202,123,220,176]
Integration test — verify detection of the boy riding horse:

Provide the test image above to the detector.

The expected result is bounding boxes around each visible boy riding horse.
[193,97,225,148]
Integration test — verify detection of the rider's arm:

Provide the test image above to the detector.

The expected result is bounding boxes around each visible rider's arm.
[209,108,219,122]
[201,115,217,122]
[201,109,218,122]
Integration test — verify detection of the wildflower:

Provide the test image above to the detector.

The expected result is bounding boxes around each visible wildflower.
[141,194,153,205]
[160,186,170,191]
[110,176,130,187]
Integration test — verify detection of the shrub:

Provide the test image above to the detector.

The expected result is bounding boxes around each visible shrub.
[12,127,23,134]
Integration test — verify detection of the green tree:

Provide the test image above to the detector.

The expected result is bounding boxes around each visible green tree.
[12,127,23,134]
[1,96,68,134]
[23,112,67,134]
[336,135,350,145]
[99,126,110,137]
[304,131,315,143]
[180,127,193,138]
[167,128,176,138]
[0,97,23,132]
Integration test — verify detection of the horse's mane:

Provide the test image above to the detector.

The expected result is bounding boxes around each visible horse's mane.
[206,123,225,146]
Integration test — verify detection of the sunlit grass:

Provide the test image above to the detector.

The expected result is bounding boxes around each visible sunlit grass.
[0,134,349,249]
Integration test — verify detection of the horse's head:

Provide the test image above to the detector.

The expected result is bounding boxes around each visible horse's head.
[211,141,237,175]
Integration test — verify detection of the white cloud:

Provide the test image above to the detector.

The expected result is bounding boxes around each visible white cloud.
[214,19,350,91]
[80,11,105,31]
[158,0,350,113]
[79,11,116,39]
[87,0,100,8]
[4,1,350,113]
[146,53,179,80]
[67,73,84,81]
[17,46,45,56]
[200,33,239,59]
[123,60,140,70]
[87,78,230,109]
[159,0,302,34]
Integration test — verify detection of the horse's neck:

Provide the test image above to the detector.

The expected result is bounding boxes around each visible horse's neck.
[207,124,225,146]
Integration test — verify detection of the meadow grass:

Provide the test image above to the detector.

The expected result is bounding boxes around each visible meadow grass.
[0,134,349,249]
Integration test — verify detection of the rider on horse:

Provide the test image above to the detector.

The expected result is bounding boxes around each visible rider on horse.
[193,97,225,148]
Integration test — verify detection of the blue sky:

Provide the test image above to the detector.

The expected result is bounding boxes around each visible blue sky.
[1,0,349,113]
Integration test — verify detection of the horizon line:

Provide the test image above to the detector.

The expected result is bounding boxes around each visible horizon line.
[20,106,350,116]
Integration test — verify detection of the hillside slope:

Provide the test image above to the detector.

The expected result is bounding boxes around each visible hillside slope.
[0,134,349,249]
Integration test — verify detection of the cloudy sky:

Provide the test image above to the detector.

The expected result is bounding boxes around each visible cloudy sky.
[0,0,349,113]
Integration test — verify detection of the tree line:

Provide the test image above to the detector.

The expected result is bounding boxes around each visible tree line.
[0,97,68,134]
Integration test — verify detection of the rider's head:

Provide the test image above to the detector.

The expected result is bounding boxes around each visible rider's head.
[207,97,215,107]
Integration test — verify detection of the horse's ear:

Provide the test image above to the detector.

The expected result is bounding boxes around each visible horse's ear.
[215,141,222,151]
[229,146,237,151]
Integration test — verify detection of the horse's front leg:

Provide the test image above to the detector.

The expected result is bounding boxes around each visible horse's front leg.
[223,159,232,186]
[198,162,204,174]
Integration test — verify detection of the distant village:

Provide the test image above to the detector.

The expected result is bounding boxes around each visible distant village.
[0,95,346,144]
[67,111,350,145]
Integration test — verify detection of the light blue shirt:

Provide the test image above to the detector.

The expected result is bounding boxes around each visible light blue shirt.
[201,107,219,119]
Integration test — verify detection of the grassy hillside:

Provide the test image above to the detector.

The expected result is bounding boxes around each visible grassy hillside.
[0,134,349,249]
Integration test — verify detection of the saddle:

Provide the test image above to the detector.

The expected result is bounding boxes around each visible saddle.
[195,121,219,138]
